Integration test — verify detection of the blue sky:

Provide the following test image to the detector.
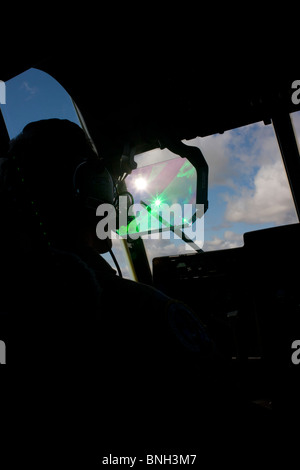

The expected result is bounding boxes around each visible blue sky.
[1,67,299,278]
[1,68,81,138]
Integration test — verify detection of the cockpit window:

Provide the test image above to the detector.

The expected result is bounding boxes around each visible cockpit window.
[189,120,298,249]
[0,68,81,138]
[125,151,197,234]
[133,120,298,270]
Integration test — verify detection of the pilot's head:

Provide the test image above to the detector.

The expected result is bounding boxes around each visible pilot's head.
[4,118,115,252]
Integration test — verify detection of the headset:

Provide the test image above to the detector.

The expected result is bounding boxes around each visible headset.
[72,158,125,276]
[72,158,116,210]
[72,152,136,234]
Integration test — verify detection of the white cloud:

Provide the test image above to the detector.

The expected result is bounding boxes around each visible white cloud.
[203,230,244,251]
[224,161,298,225]
[187,121,298,227]
[143,238,187,262]
[21,81,38,100]
[185,133,238,188]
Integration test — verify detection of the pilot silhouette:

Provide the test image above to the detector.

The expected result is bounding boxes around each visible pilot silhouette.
[0,119,272,457]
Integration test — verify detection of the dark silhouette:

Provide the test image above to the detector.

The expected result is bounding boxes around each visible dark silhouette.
[0,119,273,461]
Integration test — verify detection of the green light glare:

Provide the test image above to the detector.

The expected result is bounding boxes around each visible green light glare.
[149,192,167,209]
[118,225,128,237]
[176,160,195,179]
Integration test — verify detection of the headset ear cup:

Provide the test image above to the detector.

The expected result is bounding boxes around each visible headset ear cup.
[73,161,87,202]
[73,159,115,223]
